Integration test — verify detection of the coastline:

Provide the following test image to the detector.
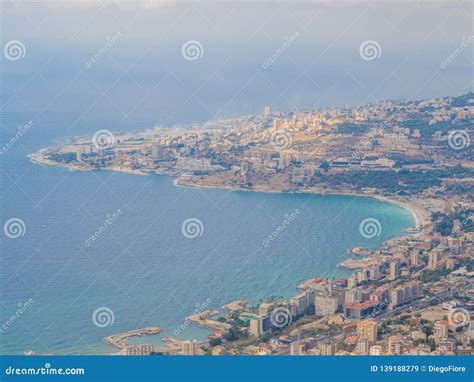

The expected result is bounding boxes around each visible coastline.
[29,152,149,176]
[173,177,427,231]
[29,149,428,231]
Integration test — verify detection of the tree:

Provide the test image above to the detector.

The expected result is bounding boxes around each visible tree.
[209,338,222,347]
[320,161,330,172]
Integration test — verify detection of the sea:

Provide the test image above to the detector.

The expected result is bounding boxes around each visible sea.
[1,1,468,355]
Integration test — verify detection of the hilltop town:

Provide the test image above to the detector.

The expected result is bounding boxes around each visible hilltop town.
[31,93,473,356]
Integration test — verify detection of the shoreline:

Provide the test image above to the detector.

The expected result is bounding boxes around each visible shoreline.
[29,149,428,232]
[173,177,427,231]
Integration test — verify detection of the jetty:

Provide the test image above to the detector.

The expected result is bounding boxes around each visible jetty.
[104,327,161,349]
[187,310,231,335]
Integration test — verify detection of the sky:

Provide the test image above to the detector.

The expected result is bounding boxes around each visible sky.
[1,0,473,131]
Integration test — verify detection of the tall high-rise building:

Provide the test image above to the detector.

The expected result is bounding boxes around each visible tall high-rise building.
[258,302,274,316]
[357,318,378,343]
[389,261,399,280]
[319,342,337,355]
[249,316,267,337]
[315,295,338,316]
[434,320,449,338]
[151,144,159,161]
[369,266,379,280]
[347,276,357,288]
[181,340,199,355]
[124,344,154,356]
[76,147,82,162]
[428,252,439,270]
[354,336,369,355]
[369,345,383,355]
[291,292,309,314]
[388,335,401,355]
[410,251,420,266]
[264,106,271,118]
[357,270,368,283]
[290,341,305,355]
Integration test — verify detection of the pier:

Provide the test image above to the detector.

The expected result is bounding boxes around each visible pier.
[104,327,161,349]
[187,310,231,335]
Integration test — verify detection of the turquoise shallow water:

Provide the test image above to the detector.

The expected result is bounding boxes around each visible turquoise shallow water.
[0,152,414,354]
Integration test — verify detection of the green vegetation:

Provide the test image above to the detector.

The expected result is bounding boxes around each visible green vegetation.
[47,152,77,163]
[223,327,244,342]
[433,209,473,236]
[337,123,371,135]
[209,338,222,347]
[420,269,451,283]
[401,120,452,139]
[320,166,472,194]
